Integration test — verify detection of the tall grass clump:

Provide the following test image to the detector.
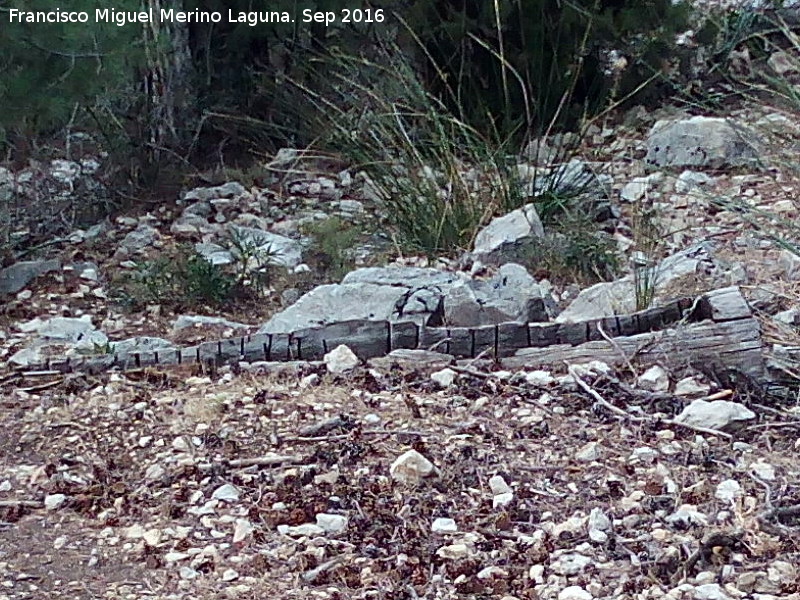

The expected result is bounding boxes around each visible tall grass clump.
[285,0,690,266]
[293,46,522,256]
[631,199,665,311]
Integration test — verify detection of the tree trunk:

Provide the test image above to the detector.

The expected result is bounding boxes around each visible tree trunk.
[141,0,195,155]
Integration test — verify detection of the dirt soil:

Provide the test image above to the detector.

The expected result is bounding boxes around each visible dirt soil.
[1,360,799,600]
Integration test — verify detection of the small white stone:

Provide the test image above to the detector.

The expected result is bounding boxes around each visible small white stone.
[436,543,470,560]
[772,199,796,214]
[172,437,190,451]
[570,361,612,377]
[476,566,507,579]
[558,586,593,600]
[165,551,189,562]
[493,492,514,509]
[211,483,240,503]
[715,479,743,504]
[293,263,311,274]
[431,518,458,533]
[674,376,710,397]
[315,513,348,534]
[233,518,253,544]
[80,268,99,281]
[363,413,381,425]
[124,524,145,539]
[551,553,592,576]
[222,569,239,582]
[750,461,776,481]
[587,507,611,543]
[525,370,555,386]
[324,344,359,374]
[575,441,601,462]
[390,450,435,485]
[430,368,457,388]
[620,178,649,202]
[489,475,511,495]
[675,170,714,194]
[637,365,669,392]
[144,463,166,481]
[666,504,709,527]
[279,523,325,537]
[629,446,659,463]
[142,529,162,547]
[44,493,67,511]
[300,373,320,388]
[693,583,732,600]
[524,567,544,586]
[179,566,199,580]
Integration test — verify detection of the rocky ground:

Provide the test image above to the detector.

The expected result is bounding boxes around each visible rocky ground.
[4,64,800,600]
[1,355,800,600]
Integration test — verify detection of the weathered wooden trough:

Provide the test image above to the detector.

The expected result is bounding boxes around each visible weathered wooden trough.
[18,286,764,378]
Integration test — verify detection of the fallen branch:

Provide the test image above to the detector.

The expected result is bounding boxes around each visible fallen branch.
[284,429,428,443]
[301,555,348,583]
[569,365,642,420]
[596,321,637,378]
[746,421,800,430]
[196,455,305,471]
[18,380,65,393]
[568,365,732,439]
[0,500,43,509]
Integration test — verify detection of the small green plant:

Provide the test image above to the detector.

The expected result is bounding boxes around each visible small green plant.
[184,254,234,306]
[84,341,115,356]
[302,216,361,281]
[631,200,664,311]
[111,246,235,311]
[523,212,619,285]
[226,228,278,296]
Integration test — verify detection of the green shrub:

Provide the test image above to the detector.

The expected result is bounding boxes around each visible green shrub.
[111,247,235,311]
[226,228,278,297]
[526,213,620,285]
[296,45,525,256]
[630,200,664,311]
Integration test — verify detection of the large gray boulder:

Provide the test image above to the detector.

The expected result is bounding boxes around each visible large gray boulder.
[645,116,761,169]
[342,266,458,288]
[259,265,549,334]
[556,243,718,323]
[259,282,419,334]
[472,204,545,265]
[183,182,246,203]
[10,315,109,366]
[227,225,304,269]
[0,259,61,295]
[443,263,549,326]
